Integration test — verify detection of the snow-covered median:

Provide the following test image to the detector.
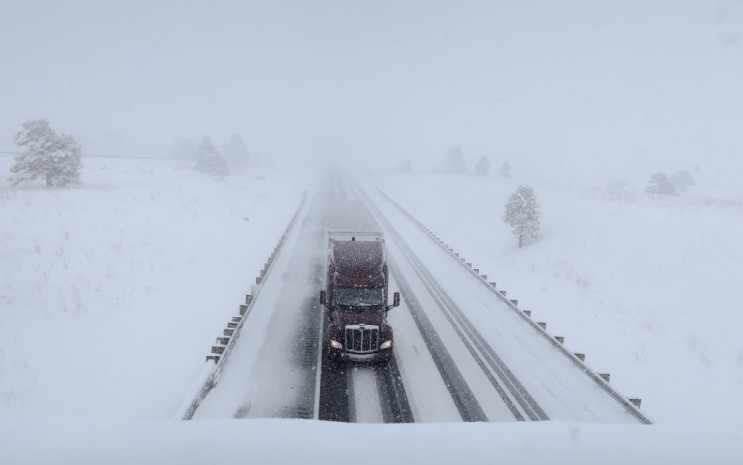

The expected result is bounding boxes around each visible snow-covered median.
[0,156,308,421]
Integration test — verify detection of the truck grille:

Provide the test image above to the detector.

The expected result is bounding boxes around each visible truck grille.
[344,325,379,353]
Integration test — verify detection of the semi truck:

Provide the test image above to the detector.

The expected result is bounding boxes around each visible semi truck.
[319,201,400,363]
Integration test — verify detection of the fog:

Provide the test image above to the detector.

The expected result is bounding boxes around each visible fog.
[1,1,741,181]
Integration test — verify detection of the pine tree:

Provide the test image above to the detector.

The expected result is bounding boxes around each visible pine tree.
[503,186,540,247]
[194,137,229,179]
[474,156,490,176]
[221,134,251,166]
[444,146,466,174]
[498,161,512,178]
[10,119,82,187]
[645,172,676,195]
[671,170,695,193]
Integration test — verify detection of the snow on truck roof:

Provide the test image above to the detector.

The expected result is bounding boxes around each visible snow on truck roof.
[330,240,386,278]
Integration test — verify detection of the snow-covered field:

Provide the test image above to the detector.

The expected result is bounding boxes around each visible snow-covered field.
[374,171,743,426]
[0,156,307,421]
[1,157,742,463]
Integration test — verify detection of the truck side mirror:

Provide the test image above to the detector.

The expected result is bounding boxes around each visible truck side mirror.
[319,290,326,306]
[393,292,400,307]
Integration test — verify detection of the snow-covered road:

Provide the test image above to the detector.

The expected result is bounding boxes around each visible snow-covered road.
[189,173,649,424]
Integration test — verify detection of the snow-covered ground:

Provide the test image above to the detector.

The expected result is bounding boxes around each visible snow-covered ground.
[374,171,743,426]
[0,156,307,421]
[1,158,742,463]
[1,419,741,465]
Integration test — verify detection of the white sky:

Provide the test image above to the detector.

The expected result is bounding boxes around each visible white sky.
[1,0,741,181]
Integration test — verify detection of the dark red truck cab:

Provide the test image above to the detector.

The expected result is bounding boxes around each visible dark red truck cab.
[319,202,399,363]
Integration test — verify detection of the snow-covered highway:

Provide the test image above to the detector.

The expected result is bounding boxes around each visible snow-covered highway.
[188,173,650,424]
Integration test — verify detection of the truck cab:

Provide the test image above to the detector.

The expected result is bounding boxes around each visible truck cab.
[319,201,400,363]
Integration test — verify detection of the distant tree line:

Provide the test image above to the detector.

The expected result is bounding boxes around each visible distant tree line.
[5,118,256,187]
[397,145,512,178]
[442,145,511,178]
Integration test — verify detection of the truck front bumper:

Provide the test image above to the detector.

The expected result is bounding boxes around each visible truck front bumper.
[329,347,392,363]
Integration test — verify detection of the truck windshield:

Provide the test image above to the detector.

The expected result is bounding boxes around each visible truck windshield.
[335,288,384,306]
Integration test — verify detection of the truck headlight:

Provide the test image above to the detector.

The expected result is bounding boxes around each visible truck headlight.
[380,340,392,349]
[330,340,343,349]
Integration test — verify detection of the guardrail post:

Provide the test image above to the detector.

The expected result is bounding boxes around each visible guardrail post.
[510,299,519,306]
[574,353,585,362]
[523,310,531,317]
[211,346,225,354]
[629,398,642,408]
[223,329,234,337]
[206,355,220,363]
[599,373,610,382]
[555,336,564,344]
[537,322,547,330]
[240,304,249,316]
